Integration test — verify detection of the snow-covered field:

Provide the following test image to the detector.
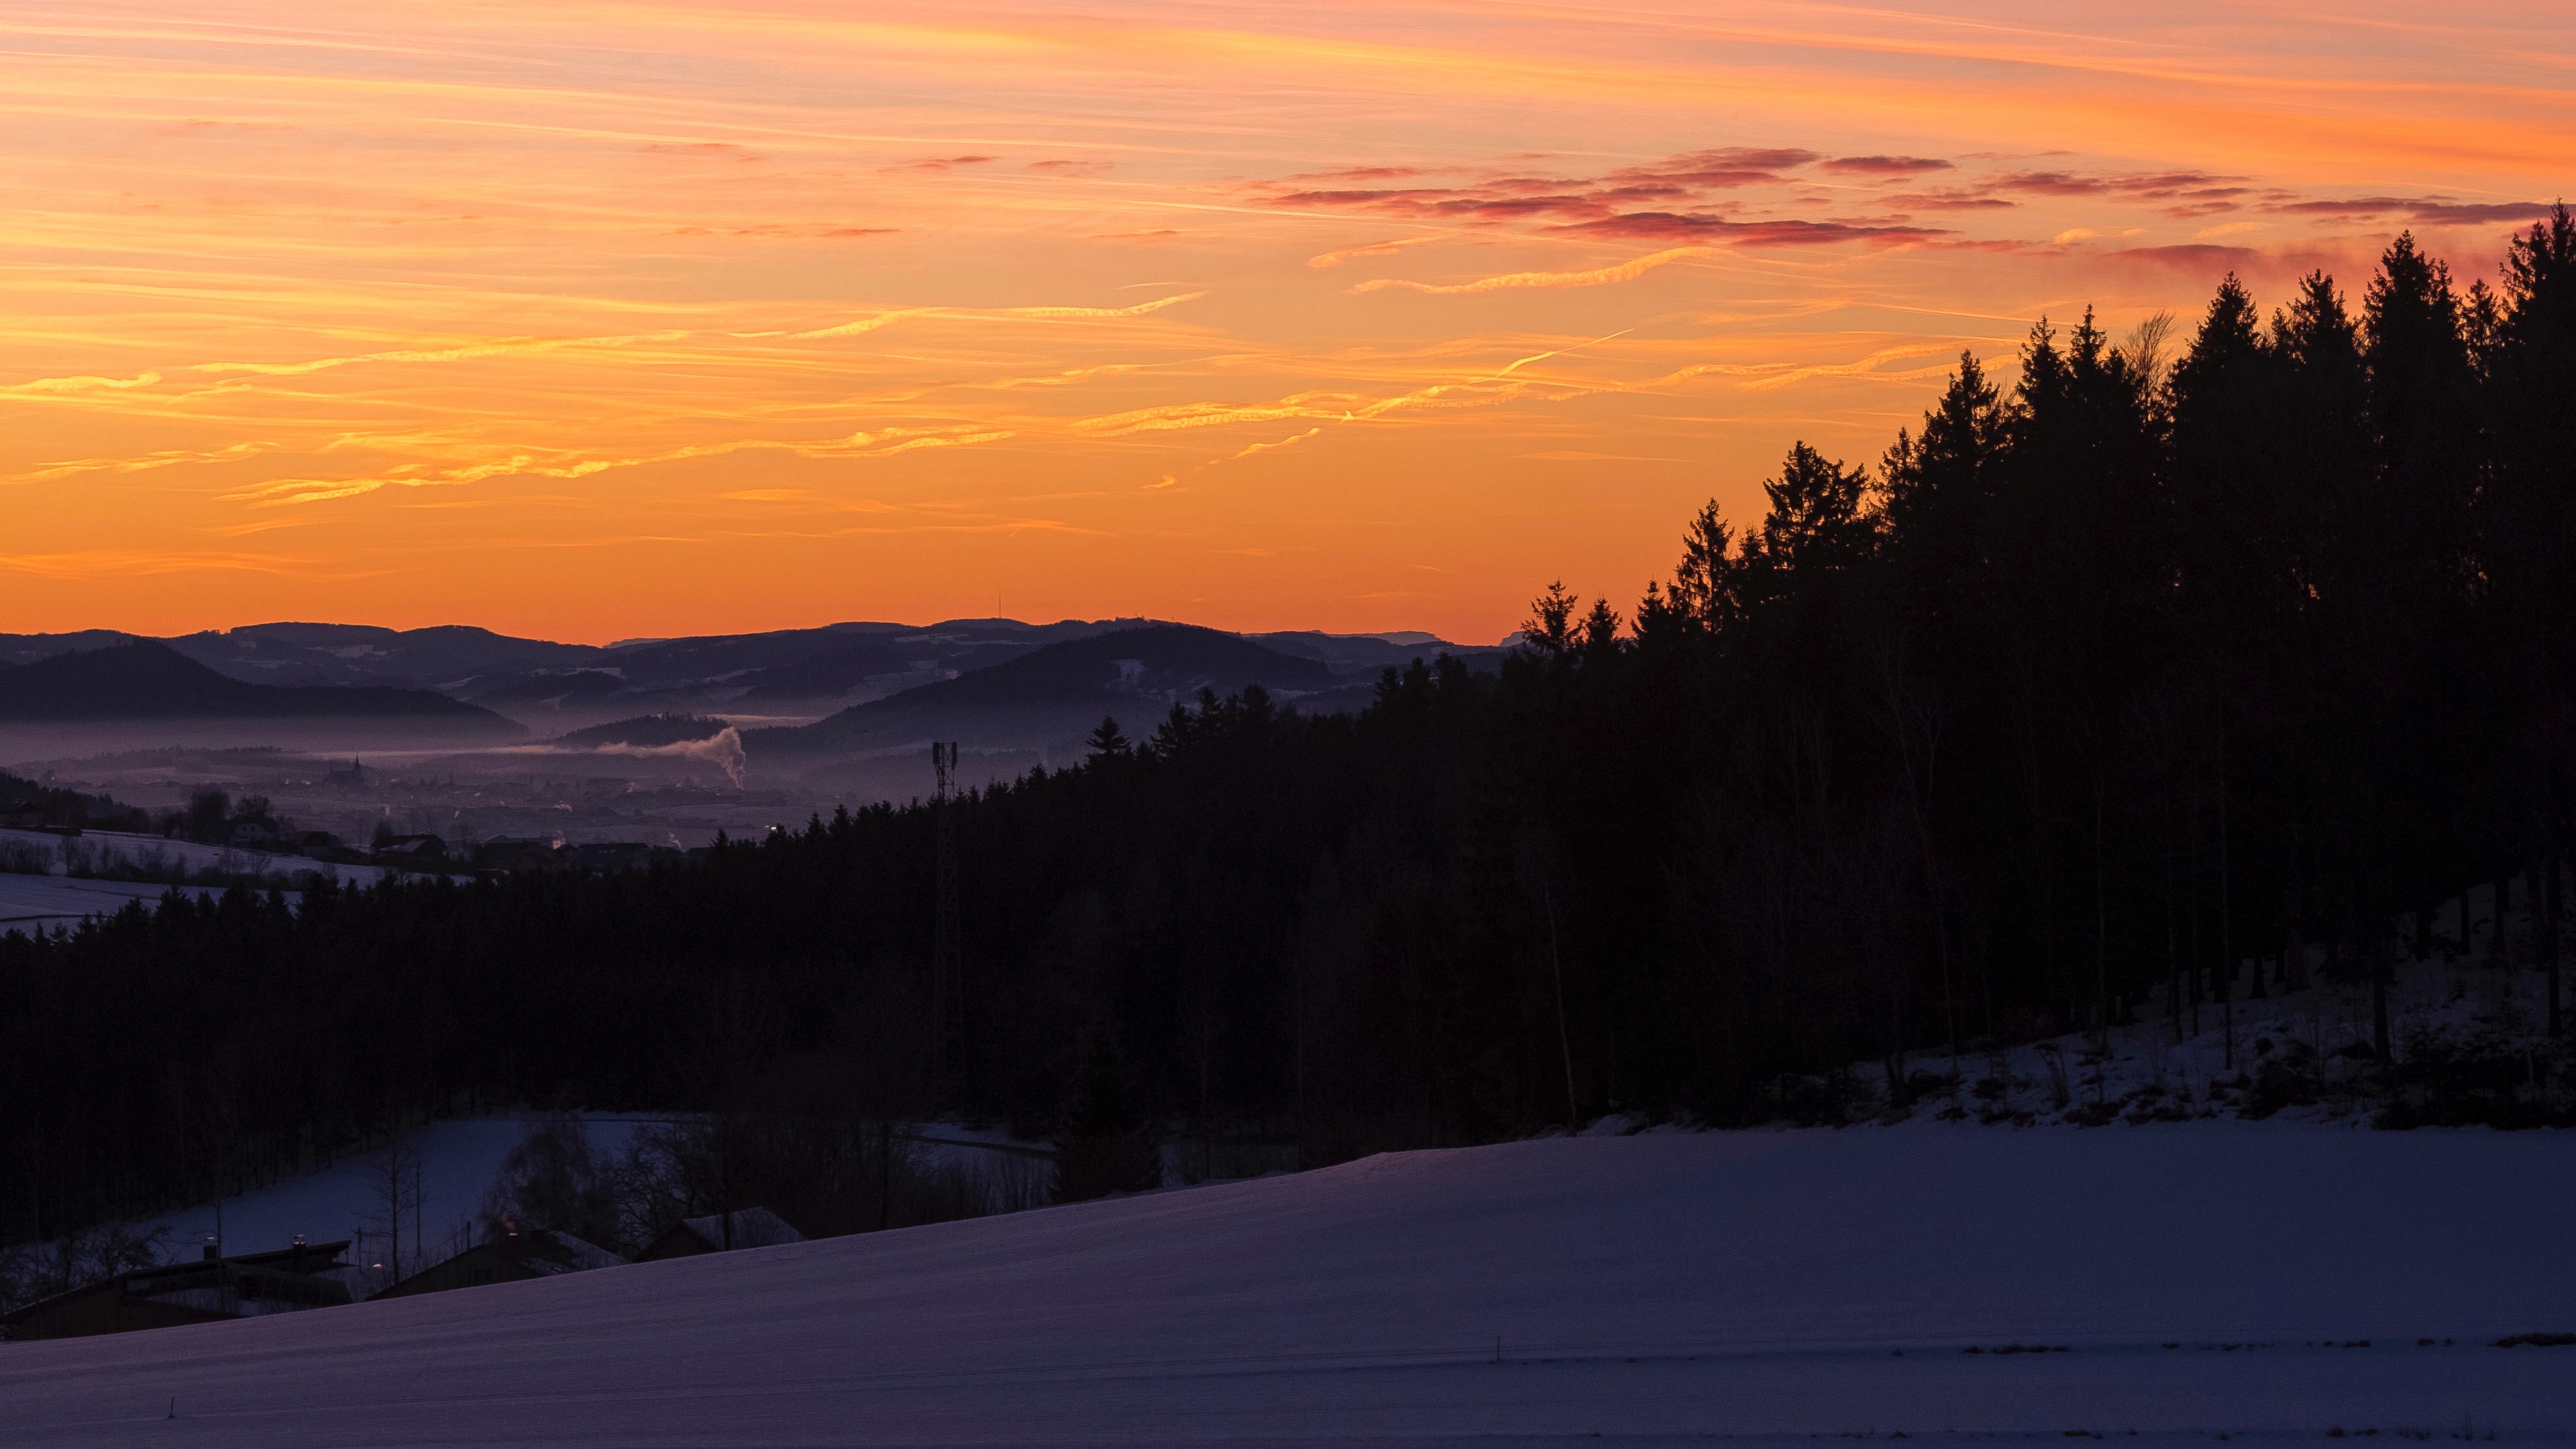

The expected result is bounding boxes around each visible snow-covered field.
[7,1130,2571,1446]
[0,827,393,885]
[0,871,252,935]
[0,826,404,934]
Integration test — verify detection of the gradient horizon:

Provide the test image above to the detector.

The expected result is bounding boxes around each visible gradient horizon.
[1,1,2566,645]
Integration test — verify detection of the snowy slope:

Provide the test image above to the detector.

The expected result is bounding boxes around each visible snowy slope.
[7,1130,2573,1446]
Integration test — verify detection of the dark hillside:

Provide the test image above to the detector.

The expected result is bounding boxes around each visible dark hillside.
[755,625,1334,753]
[162,622,594,689]
[0,631,137,668]
[1249,630,1502,672]
[0,770,149,831]
[602,625,912,688]
[0,641,523,735]
[455,669,633,710]
[732,641,926,704]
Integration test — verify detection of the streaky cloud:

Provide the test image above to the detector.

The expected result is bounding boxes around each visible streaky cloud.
[1353,247,1713,294]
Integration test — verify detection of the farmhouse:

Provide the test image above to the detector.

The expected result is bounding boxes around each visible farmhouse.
[636,1208,804,1261]
[0,1240,352,1342]
[372,1224,625,1300]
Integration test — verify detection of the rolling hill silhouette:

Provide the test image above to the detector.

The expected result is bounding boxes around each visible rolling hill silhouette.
[0,640,523,736]
[751,625,1333,756]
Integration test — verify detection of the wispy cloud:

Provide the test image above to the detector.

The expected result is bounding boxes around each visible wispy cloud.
[0,549,305,579]
[1308,235,1442,268]
[1231,427,1322,460]
[1821,155,1953,176]
[1354,246,1713,294]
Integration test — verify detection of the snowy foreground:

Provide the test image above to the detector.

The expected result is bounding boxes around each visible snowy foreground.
[7,1131,2575,1447]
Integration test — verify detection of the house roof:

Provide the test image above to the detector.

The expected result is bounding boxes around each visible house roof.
[133,1241,352,1282]
[678,1208,804,1252]
[0,1241,352,1329]
[494,1228,626,1277]
[374,1228,624,1298]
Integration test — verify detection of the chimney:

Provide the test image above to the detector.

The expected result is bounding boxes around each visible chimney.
[201,1236,220,1262]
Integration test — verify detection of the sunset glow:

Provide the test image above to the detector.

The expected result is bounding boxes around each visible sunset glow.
[3,0,2567,642]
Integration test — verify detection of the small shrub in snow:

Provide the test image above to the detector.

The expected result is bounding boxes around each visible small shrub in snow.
[2242,1057,2322,1120]
[2370,1014,2573,1129]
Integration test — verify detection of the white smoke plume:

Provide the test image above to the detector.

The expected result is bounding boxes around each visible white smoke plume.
[588,726,748,787]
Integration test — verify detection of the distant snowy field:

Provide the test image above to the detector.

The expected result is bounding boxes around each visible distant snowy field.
[7,1130,2573,1446]
[0,826,399,934]
[0,869,223,934]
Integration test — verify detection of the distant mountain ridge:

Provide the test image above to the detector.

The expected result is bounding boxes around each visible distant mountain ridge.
[0,617,1499,722]
[0,640,523,735]
[0,619,1503,759]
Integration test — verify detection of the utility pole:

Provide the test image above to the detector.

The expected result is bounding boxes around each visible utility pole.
[931,742,964,1091]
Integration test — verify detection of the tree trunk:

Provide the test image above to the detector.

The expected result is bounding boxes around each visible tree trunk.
[2372,943,2392,1061]
[2186,816,2202,1039]
[2094,782,2110,1039]
[2164,841,2182,1044]
[2547,853,2563,1038]
[2218,728,2235,1067]
[1544,883,1578,1132]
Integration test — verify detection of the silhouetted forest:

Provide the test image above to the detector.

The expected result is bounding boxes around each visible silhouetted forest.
[5,212,2573,1242]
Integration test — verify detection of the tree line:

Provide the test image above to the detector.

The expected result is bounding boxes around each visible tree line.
[4,211,2573,1246]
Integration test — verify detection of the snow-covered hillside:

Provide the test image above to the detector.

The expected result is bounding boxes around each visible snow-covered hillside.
[1821,954,2565,1131]
[7,1131,2571,1446]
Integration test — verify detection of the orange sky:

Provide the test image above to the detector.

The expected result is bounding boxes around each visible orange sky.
[1,0,2567,644]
